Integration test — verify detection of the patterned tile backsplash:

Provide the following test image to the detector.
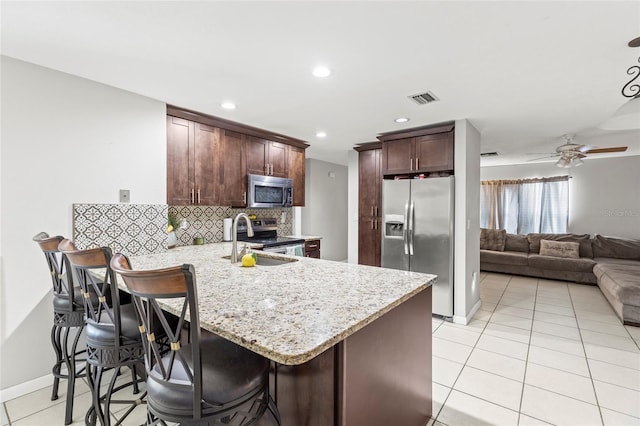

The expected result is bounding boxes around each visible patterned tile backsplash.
[169,205,293,246]
[73,203,168,255]
[72,203,293,255]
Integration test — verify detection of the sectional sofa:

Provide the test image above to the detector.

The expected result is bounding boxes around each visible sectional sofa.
[480,229,640,326]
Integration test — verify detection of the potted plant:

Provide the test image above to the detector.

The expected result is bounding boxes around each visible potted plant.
[167,213,179,248]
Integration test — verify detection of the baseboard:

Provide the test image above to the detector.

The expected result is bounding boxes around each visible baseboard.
[452,298,482,325]
[0,374,51,402]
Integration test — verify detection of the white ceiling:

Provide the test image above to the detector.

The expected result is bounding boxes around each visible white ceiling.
[2,1,639,166]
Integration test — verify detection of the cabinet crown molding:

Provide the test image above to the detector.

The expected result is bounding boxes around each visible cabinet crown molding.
[167,105,309,149]
[377,121,454,142]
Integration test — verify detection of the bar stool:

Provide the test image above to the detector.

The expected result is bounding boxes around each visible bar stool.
[110,253,281,425]
[33,232,86,425]
[59,240,145,426]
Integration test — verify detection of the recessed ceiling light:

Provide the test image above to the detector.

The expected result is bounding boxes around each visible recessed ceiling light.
[395,117,410,123]
[312,66,331,78]
[221,102,236,110]
[316,131,327,138]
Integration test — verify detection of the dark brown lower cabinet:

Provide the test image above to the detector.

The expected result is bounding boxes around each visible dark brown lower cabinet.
[358,217,381,267]
[304,239,321,258]
[269,287,432,426]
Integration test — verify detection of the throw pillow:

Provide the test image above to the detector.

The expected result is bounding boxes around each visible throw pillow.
[539,239,580,259]
[480,228,507,251]
[505,233,529,253]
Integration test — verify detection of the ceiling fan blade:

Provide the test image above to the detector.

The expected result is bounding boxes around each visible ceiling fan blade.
[527,154,560,162]
[584,146,628,154]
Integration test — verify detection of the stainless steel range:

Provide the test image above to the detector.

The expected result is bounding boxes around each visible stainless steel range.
[236,218,305,255]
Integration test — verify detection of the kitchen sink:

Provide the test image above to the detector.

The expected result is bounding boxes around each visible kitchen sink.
[222,253,299,266]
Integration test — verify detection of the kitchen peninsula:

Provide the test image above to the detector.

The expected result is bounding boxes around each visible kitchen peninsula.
[125,243,435,425]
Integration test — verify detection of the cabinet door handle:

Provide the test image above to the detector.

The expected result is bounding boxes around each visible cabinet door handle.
[197,189,201,204]
[190,188,195,204]
[416,158,419,170]
[243,191,247,204]
[371,206,374,216]
[410,158,413,171]
[371,220,374,230]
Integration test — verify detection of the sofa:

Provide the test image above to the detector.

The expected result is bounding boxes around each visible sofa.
[480,229,640,326]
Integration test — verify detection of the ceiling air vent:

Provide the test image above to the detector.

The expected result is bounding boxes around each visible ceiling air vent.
[408,91,439,105]
[480,152,499,157]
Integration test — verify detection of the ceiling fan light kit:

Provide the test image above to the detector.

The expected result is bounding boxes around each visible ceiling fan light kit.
[600,36,640,130]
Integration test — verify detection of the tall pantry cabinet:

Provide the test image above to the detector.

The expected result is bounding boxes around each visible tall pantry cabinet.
[356,145,382,266]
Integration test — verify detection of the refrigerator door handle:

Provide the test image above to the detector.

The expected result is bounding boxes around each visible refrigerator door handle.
[403,201,410,255]
[408,200,415,256]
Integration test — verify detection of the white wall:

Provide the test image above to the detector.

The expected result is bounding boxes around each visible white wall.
[453,120,482,324]
[0,57,166,394]
[302,158,348,261]
[347,150,359,264]
[481,155,640,239]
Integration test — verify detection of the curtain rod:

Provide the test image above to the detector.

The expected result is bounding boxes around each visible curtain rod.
[481,175,571,185]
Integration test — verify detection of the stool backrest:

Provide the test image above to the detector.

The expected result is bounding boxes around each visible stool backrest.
[33,232,76,309]
[59,240,126,345]
[110,253,204,416]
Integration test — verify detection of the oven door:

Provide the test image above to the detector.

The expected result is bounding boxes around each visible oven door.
[262,244,304,256]
[248,174,293,208]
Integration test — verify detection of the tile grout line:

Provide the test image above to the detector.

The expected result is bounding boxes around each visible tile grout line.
[515,276,539,426]
[2,401,11,426]
[568,283,605,426]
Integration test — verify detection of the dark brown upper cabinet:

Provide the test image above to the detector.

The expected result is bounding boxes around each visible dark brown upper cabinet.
[246,137,289,178]
[219,129,247,207]
[167,116,219,205]
[379,123,454,176]
[166,106,308,207]
[288,145,306,206]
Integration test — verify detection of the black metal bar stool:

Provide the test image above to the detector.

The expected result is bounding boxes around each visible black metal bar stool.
[110,253,281,425]
[33,232,87,425]
[59,239,146,426]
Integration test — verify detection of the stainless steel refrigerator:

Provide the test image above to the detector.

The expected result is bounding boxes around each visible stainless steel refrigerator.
[381,176,454,317]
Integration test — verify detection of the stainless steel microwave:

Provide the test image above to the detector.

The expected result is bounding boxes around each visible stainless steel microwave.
[247,174,293,208]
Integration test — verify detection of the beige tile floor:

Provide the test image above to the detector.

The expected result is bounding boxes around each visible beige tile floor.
[430,272,640,426]
[3,272,640,425]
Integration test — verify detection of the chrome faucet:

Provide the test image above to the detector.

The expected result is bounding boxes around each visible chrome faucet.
[230,213,254,263]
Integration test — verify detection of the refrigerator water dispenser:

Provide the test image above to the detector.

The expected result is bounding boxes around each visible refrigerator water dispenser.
[384,214,405,238]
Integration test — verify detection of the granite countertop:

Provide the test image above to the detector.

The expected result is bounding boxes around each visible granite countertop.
[125,243,435,365]
[285,235,323,241]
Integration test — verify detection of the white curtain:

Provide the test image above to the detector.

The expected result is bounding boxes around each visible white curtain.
[480,176,569,234]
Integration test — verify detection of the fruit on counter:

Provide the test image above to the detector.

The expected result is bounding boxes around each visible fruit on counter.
[167,224,174,233]
[248,214,257,220]
[241,253,256,267]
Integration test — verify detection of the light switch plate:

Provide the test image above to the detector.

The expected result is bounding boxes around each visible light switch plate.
[119,189,130,203]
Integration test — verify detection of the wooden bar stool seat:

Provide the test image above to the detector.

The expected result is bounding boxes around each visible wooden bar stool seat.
[111,253,281,425]
[59,240,146,426]
[33,232,87,425]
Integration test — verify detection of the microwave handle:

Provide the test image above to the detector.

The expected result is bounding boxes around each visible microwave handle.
[283,187,292,206]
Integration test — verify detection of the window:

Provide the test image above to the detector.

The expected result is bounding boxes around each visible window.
[480,176,569,234]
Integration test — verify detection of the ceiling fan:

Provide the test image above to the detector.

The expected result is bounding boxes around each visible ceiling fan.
[528,134,628,168]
